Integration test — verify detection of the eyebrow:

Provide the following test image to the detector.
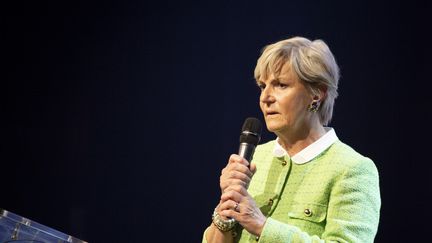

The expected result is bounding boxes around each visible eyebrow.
[255,81,264,88]
[256,77,281,85]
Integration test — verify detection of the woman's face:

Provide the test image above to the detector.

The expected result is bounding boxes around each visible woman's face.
[257,64,315,134]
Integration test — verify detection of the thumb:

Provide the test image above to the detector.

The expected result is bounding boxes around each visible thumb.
[250,163,257,175]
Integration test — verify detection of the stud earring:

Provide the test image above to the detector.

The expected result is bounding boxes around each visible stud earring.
[308,100,320,112]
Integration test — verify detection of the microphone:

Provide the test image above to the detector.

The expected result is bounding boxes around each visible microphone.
[238,117,262,163]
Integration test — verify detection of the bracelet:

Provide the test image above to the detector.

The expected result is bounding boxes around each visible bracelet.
[212,208,237,232]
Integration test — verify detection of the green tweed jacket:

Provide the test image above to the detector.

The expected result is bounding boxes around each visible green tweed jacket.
[204,138,381,243]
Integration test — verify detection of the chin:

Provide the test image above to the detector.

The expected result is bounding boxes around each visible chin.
[265,121,285,133]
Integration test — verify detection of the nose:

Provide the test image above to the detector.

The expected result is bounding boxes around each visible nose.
[260,86,275,105]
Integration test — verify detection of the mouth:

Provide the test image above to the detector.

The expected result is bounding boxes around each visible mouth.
[265,111,279,116]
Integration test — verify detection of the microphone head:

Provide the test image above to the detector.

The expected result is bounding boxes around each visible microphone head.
[240,117,262,146]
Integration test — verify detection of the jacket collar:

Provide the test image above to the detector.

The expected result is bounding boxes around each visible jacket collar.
[272,128,338,164]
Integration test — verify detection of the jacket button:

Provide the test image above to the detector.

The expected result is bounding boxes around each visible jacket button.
[268,199,274,206]
[281,160,287,166]
[304,208,312,217]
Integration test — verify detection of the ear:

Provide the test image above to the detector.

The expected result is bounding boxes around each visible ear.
[311,86,327,102]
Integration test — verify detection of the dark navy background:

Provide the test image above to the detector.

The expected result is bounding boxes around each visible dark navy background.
[3,1,431,242]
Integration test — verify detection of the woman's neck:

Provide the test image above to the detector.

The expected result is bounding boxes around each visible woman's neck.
[275,124,326,157]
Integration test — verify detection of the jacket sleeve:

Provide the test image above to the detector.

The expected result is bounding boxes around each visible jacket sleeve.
[258,158,381,243]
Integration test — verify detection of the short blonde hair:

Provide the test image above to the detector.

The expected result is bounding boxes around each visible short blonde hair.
[254,36,340,125]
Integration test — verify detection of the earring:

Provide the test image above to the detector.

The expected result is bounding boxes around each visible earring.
[308,100,320,112]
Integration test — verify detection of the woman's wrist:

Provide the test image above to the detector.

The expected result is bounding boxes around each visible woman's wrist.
[254,217,267,237]
[206,223,234,243]
[212,208,237,232]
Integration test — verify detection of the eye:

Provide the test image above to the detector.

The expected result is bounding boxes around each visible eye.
[276,81,288,89]
[257,82,266,91]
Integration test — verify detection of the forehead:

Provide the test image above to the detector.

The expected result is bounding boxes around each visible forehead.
[259,62,298,82]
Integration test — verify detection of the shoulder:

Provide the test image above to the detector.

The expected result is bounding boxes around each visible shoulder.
[256,139,276,153]
[323,140,379,177]
[254,140,276,157]
[250,139,276,165]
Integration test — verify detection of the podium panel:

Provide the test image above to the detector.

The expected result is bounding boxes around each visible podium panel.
[0,209,87,243]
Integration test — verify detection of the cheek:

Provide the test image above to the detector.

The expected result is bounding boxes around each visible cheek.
[283,96,307,116]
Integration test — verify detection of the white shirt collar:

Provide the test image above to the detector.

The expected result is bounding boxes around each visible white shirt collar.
[272,128,338,164]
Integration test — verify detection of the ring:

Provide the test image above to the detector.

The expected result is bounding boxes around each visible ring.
[234,203,239,212]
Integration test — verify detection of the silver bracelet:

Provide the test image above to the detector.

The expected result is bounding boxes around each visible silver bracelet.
[212,208,237,232]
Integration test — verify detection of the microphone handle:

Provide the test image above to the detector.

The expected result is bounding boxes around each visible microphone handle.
[238,143,256,165]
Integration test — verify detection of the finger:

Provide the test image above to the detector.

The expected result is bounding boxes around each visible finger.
[218,199,238,212]
[228,154,249,166]
[224,184,248,196]
[221,190,243,202]
[250,163,257,175]
[220,179,247,192]
[224,163,253,178]
[226,170,252,183]
[232,163,254,177]
[220,159,254,192]
[219,208,240,221]
[220,166,252,186]
[221,168,226,175]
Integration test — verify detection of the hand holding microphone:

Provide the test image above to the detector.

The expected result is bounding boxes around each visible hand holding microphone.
[219,118,262,193]
[213,118,267,236]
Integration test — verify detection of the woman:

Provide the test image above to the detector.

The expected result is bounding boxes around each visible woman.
[203,36,380,243]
